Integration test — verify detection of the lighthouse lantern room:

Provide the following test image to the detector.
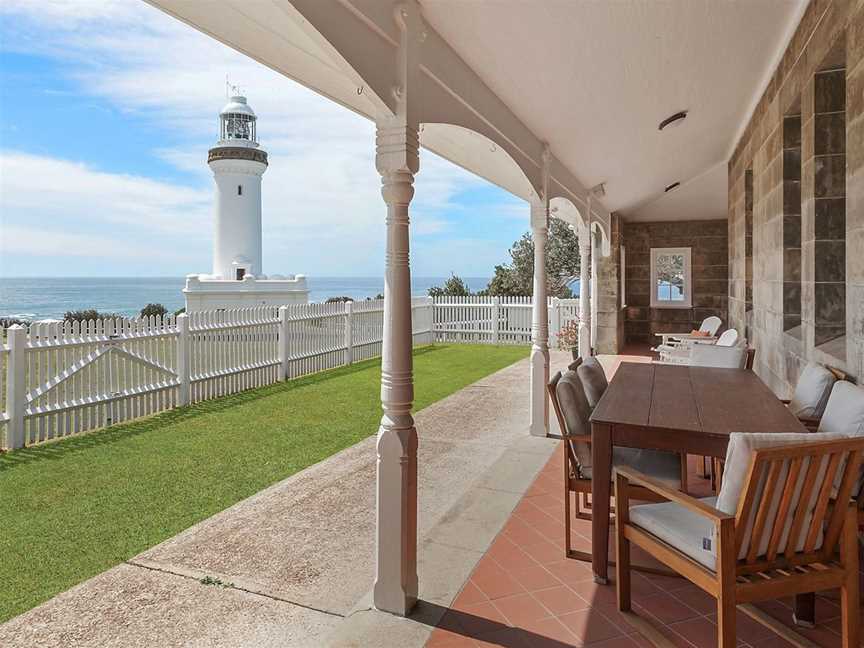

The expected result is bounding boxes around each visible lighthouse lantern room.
[184,94,308,312]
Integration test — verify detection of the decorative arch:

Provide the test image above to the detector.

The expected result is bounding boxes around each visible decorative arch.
[591,220,612,257]
[549,196,586,230]
[418,122,537,201]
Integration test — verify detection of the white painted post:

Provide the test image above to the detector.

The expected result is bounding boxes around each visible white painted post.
[278,305,289,380]
[344,300,354,365]
[529,146,552,438]
[5,325,26,450]
[491,296,500,345]
[426,296,434,344]
[550,297,561,351]
[578,225,592,358]
[176,313,190,406]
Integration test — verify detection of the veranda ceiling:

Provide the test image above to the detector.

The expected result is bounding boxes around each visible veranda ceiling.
[146,0,808,223]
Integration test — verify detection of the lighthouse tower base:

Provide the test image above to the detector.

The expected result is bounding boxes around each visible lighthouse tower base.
[183,274,309,312]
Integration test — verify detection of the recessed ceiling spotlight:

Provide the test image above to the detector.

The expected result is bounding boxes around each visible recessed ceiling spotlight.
[658,110,688,131]
[664,181,681,193]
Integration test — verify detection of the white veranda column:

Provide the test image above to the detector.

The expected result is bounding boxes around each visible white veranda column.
[372,0,422,616]
[529,198,550,437]
[578,225,592,358]
[373,124,419,616]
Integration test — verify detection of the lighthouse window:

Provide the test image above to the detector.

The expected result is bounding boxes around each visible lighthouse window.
[237,184,242,196]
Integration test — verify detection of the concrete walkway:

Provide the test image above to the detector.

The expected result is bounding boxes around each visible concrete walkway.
[0,352,564,648]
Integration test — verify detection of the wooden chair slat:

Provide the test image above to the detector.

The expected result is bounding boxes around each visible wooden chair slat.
[804,451,843,553]
[734,456,766,552]
[745,459,783,563]
[765,457,803,562]
[784,455,823,559]
[821,450,864,561]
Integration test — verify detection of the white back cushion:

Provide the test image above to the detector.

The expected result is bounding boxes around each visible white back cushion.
[716,329,739,347]
[716,432,845,560]
[690,344,745,369]
[700,316,722,336]
[819,381,864,437]
[789,363,837,419]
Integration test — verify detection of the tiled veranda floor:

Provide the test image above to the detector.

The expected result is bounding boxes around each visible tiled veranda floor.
[426,348,859,648]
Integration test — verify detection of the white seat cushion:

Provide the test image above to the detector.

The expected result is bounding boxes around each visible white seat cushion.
[629,496,719,570]
[789,363,837,419]
[690,343,745,369]
[819,381,864,437]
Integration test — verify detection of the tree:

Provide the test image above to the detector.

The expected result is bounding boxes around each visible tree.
[140,303,168,319]
[428,273,473,297]
[64,309,123,322]
[325,296,354,303]
[482,218,581,297]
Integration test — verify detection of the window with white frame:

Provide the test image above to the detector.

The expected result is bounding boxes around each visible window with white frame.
[650,247,692,308]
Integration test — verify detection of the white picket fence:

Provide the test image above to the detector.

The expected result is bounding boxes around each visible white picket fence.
[432,296,579,346]
[0,295,576,450]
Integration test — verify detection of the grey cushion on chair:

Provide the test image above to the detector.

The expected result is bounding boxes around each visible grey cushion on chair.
[577,356,608,408]
[789,363,837,419]
[556,365,680,487]
[629,496,719,570]
[556,369,593,473]
[818,381,864,437]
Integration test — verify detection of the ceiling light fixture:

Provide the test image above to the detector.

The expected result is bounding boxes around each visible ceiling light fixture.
[664,181,681,192]
[658,110,688,131]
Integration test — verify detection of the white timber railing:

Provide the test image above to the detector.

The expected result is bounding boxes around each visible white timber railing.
[0,295,575,450]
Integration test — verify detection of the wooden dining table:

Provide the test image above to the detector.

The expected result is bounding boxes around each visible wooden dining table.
[589,362,808,586]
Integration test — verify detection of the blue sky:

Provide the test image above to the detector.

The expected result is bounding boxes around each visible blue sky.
[0,0,529,278]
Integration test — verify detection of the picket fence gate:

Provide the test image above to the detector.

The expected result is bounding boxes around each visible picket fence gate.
[0,295,576,450]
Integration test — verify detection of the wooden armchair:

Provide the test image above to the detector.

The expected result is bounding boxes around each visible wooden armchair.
[548,366,688,562]
[615,435,864,648]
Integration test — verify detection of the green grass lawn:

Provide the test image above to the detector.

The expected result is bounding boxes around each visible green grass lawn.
[0,344,528,623]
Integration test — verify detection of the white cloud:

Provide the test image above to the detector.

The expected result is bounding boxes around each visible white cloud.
[0,151,210,235]
[1,224,167,260]
[0,0,524,278]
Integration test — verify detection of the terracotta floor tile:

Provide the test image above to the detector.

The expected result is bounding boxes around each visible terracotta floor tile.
[634,592,700,625]
[568,579,619,608]
[668,585,716,615]
[532,585,590,617]
[531,516,566,544]
[522,538,564,566]
[509,563,563,592]
[455,580,490,607]
[492,592,553,627]
[666,617,725,648]
[520,615,581,647]
[489,538,543,572]
[585,636,644,648]
[703,611,774,645]
[453,600,511,638]
[558,608,626,644]
[475,626,532,648]
[544,559,594,586]
[470,559,525,601]
[504,516,550,547]
[427,627,479,648]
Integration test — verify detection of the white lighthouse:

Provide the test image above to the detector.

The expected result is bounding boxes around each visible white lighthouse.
[184,94,308,311]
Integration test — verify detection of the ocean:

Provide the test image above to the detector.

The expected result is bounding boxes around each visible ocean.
[0,276,496,321]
